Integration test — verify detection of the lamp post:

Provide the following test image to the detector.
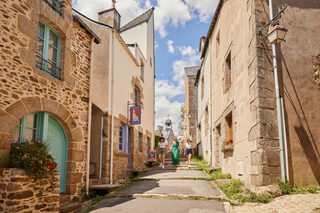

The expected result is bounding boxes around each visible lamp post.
[267,0,289,182]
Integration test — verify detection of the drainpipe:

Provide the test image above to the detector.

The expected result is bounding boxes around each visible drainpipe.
[109,30,115,184]
[281,98,289,180]
[268,0,287,181]
[86,37,95,194]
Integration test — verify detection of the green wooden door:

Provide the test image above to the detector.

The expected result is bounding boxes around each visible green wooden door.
[47,116,67,193]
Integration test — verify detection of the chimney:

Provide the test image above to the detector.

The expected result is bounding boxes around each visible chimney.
[98,1,121,31]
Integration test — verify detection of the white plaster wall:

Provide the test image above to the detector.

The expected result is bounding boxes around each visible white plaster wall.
[120,22,148,59]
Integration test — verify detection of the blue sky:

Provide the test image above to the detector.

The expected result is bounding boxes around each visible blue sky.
[73,0,219,134]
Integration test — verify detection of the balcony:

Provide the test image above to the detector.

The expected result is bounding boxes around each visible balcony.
[43,0,62,16]
[36,53,62,80]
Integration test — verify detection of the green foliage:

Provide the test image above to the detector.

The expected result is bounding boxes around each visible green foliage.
[192,157,231,180]
[278,179,320,195]
[9,139,57,180]
[217,179,243,197]
[278,179,292,195]
[233,193,273,204]
[154,134,161,149]
[87,195,105,211]
[211,168,232,180]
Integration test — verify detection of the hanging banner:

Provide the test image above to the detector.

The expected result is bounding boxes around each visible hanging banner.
[130,106,141,125]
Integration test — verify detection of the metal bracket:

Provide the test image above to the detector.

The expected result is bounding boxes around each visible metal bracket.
[259,4,288,34]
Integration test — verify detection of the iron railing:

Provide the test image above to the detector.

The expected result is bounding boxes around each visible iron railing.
[36,53,62,80]
[43,0,62,16]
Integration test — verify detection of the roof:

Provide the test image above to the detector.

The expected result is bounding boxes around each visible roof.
[72,15,101,44]
[201,0,224,59]
[185,66,200,77]
[120,7,154,33]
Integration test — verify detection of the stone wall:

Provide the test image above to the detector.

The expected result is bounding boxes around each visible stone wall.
[100,115,148,184]
[248,0,281,186]
[0,0,94,198]
[313,54,320,88]
[0,168,60,212]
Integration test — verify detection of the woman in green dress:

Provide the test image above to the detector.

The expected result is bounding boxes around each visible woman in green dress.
[170,137,180,166]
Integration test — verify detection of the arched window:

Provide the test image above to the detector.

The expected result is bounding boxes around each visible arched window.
[36,21,61,79]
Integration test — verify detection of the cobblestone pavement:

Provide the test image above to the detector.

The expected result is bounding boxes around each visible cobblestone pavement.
[224,193,320,213]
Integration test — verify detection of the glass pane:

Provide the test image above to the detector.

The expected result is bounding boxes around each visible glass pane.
[37,38,44,54]
[26,114,37,129]
[38,22,45,39]
[49,30,58,48]
[48,45,57,63]
[25,128,36,141]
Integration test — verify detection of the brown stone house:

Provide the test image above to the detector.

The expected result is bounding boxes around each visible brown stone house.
[0,0,100,211]
[77,6,155,186]
[197,0,320,186]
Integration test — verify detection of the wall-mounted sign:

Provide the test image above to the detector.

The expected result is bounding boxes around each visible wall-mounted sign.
[148,150,156,161]
[130,106,141,125]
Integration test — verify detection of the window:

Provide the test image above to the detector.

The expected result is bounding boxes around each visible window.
[134,87,140,105]
[119,123,128,152]
[37,21,61,79]
[43,0,62,16]
[119,124,123,151]
[216,31,220,57]
[16,113,46,142]
[226,113,233,144]
[138,133,143,152]
[223,51,232,93]
[201,76,204,100]
[140,60,144,81]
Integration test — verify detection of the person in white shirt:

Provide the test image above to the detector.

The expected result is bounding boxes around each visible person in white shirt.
[157,136,168,169]
[185,138,194,168]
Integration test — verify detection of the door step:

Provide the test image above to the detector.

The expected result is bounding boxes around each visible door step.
[60,202,81,213]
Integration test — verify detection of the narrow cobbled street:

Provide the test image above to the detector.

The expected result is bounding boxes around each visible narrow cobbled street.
[89,155,226,213]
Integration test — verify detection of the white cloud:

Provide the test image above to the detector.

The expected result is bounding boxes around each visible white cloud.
[167,40,175,53]
[172,46,200,84]
[155,46,200,135]
[74,0,147,26]
[154,0,192,38]
[185,0,219,23]
[155,95,182,135]
[155,80,183,98]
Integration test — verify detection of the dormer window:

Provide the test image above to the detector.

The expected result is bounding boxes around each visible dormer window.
[36,21,61,80]
[43,0,62,16]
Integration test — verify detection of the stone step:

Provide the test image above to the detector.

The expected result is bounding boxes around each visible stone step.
[89,178,103,186]
[89,183,123,191]
[60,202,81,213]
[60,195,71,205]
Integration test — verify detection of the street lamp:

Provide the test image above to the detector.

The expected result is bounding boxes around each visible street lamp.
[267,25,288,44]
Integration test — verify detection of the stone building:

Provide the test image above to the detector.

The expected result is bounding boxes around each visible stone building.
[197,0,320,186]
[184,66,199,151]
[78,6,155,185]
[195,37,213,164]
[0,0,99,210]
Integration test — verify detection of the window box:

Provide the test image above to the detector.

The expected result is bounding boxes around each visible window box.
[43,0,62,16]
[222,141,234,152]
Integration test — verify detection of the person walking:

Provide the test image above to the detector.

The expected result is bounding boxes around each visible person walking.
[170,137,180,167]
[157,136,168,169]
[185,138,194,169]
